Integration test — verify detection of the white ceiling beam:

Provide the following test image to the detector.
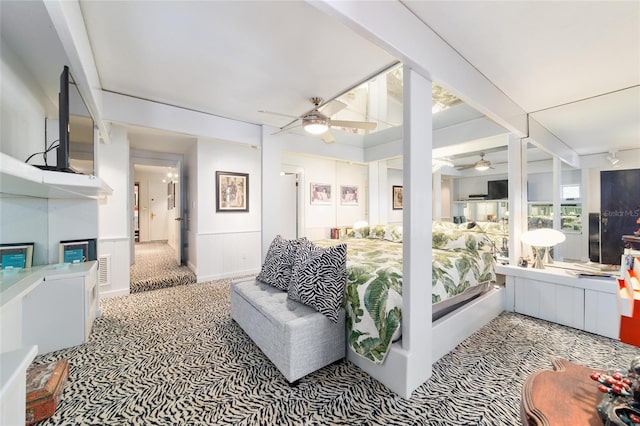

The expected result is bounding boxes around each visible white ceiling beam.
[43,1,111,144]
[309,0,528,138]
[102,91,262,147]
[433,134,510,159]
[432,117,509,150]
[526,117,580,168]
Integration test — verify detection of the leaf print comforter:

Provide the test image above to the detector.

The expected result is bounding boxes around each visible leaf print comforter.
[315,235,495,365]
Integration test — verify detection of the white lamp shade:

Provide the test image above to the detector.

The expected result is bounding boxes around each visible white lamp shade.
[520,228,566,247]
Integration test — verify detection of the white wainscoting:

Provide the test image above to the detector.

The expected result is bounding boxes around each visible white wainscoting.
[98,237,131,298]
[196,231,261,282]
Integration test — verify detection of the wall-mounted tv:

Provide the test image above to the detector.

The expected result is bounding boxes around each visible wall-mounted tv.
[33,66,95,174]
[487,179,508,200]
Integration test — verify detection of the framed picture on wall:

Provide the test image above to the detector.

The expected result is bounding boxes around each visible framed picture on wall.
[310,183,332,205]
[0,243,34,270]
[392,185,403,210]
[216,171,249,212]
[340,185,359,205]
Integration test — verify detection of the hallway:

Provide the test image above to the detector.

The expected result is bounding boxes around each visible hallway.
[130,241,196,293]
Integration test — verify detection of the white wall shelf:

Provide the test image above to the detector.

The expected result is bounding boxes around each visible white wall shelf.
[0,153,112,199]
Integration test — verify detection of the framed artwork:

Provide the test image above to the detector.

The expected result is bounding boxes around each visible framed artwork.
[392,185,403,210]
[216,171,249,212]
[0,242,34,270]
[340,185,359,205]
[310,183,332,205]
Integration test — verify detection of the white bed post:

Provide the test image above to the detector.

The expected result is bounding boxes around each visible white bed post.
[368,161,381,226]
[402,65,433,396]
[432,171,442,220]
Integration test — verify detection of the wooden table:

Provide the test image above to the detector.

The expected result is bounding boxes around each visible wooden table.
[521,358,603,425]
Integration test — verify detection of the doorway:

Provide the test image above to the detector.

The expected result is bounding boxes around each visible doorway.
[133,163,181,259]
[130,162,193,292]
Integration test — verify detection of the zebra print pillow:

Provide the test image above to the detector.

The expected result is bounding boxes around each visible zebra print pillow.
[256,235,307,290]
[288,243,347,323]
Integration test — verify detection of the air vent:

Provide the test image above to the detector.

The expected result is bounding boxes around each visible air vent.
[98,254,111,286]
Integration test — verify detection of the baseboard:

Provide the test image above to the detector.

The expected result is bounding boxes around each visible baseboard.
[197,269,259,283]
[100,288,130,298]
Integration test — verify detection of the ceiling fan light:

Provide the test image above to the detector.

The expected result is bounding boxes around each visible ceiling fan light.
[475,161,490,171]
[302,114,328,135]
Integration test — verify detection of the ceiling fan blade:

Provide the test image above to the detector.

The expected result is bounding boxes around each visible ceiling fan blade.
[455,164,475,170]
[319,100,347,117]
[270,121,301,135]
[258,109,300,119]
[321,130,335,144]
[329,120,377,130]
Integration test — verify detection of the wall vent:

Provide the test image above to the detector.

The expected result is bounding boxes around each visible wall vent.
[98,254,111,286]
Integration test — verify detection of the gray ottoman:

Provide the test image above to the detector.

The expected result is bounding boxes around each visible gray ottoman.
[230,279,345,383]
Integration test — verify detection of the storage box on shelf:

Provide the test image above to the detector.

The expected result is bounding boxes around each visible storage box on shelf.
[498,262,620,339]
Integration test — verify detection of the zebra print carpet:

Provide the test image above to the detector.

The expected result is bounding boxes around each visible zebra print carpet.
[130,241,196,293]
[33,278,638,425]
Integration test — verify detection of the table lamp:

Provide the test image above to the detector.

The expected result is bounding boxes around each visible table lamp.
[520,228,566,269]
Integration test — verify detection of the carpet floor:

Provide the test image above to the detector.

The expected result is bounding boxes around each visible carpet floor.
[130,241,196,293]
[34,278,638,425]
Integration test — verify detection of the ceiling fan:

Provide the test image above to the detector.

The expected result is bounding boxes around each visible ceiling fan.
[455,152,494,171]
[260,97,377,143]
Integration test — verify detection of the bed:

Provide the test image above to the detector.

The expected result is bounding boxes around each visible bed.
[314,221,502,365]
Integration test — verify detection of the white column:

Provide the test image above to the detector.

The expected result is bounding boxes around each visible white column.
[261,127,281,258]
[508,135,527,264]
[432,171,442,220]
[402,65,432,395]
[552,157,562,259]
[580,168,589,261]
[368,161,380,225]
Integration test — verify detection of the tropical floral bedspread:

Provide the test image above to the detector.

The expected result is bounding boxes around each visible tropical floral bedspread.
[315,230,495,365]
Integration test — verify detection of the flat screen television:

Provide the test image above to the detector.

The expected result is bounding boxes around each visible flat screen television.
[35,66,95,174]
[57,65,70,171]
[487,179,508,200]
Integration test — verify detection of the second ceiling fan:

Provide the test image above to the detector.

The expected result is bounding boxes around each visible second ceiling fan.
[261,97,377,143]
[456,152,494,171]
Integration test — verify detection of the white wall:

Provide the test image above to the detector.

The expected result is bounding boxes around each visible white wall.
[194,138,262,281]
[0,39,52,163]
[97,125,130,298]
[0,197,49,265]
[282,152,368,240]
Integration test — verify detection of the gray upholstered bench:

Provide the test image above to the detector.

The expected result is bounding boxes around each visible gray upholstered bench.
[230,278,345,383]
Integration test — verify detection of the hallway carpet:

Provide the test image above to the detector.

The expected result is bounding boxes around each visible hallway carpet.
[33,278,638,425]
[130,241,196,293]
